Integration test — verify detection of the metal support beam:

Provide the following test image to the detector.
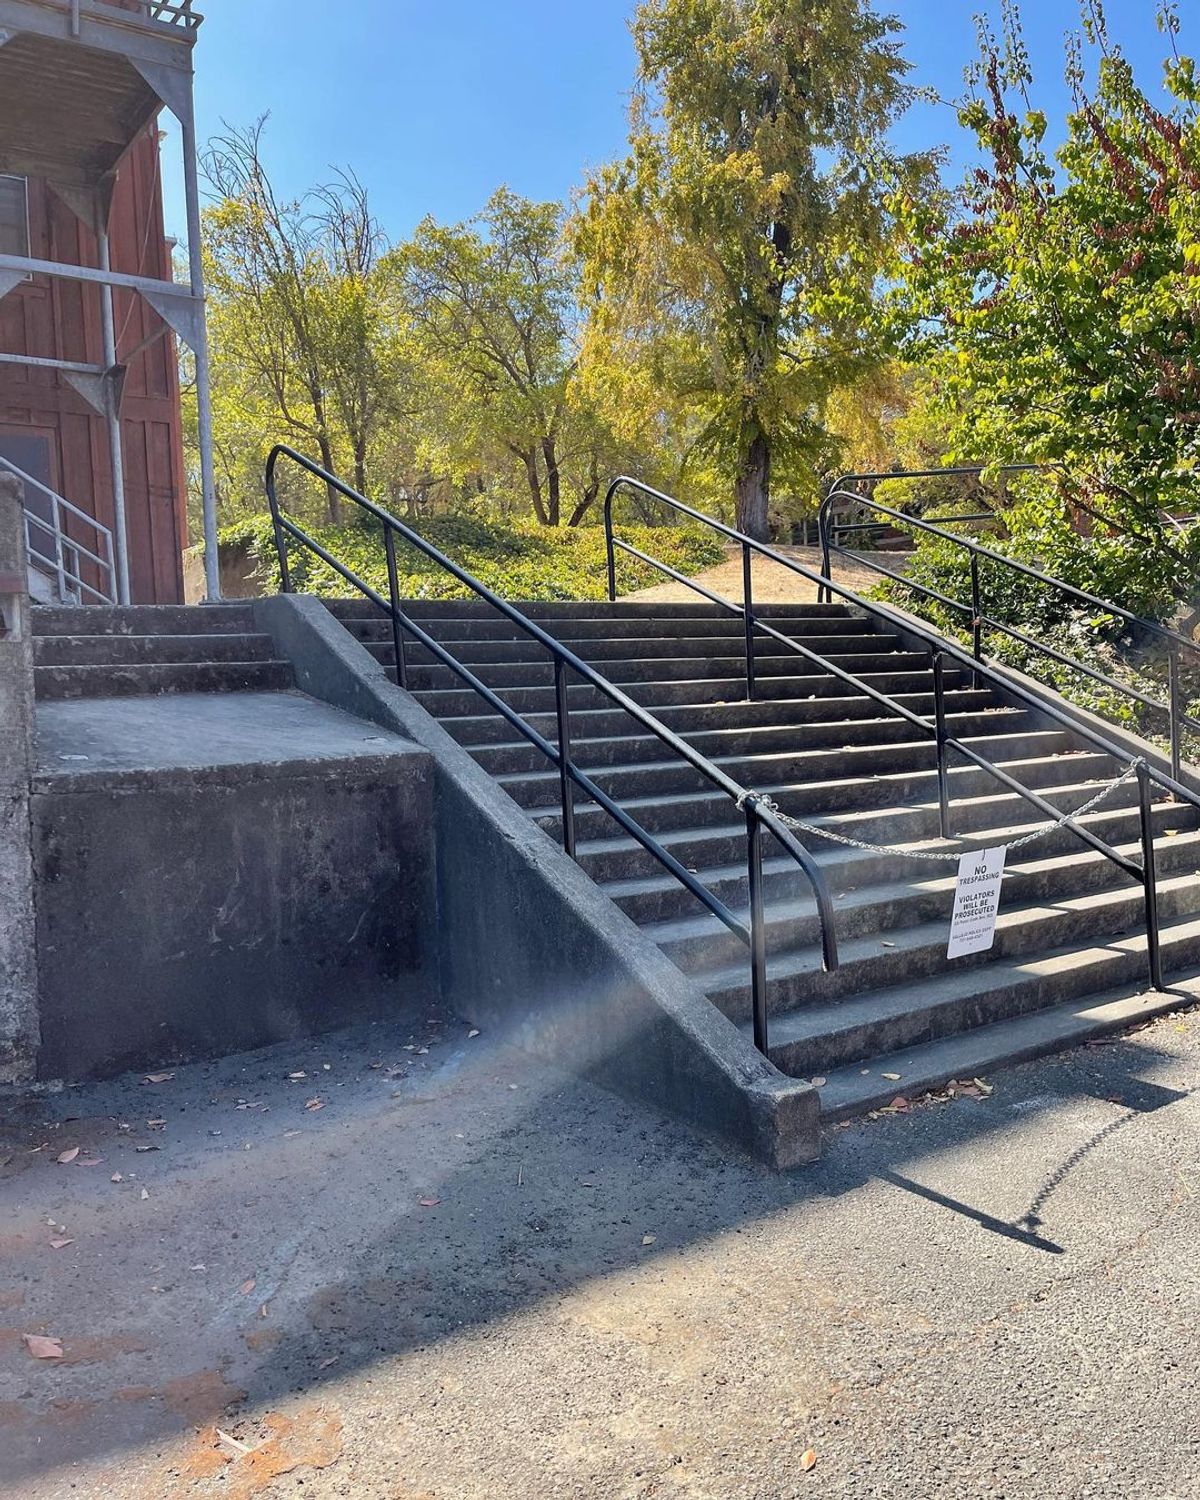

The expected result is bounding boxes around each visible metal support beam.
[177,92,220,600]
[0,351,104,377]
[96,213,130,605]
[0,252,203,344]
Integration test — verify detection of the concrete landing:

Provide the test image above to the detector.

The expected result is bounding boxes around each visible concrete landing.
[28,689,436,1083]
[34,690,416,789]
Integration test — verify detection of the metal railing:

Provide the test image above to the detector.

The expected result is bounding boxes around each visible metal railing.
[818,478,1200,782]
[1,455,116,605]
[266,445,838,1057]
[133,0,202,27]
[604,474,1200,996]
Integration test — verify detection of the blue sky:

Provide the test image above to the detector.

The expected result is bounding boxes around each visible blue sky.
[162,1,1191,246]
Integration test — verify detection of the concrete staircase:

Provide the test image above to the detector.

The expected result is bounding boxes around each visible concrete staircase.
[31,604,294,700]
[329,597,1200,1119]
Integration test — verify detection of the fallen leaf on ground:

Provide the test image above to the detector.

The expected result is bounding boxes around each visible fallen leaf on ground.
[881,1072,901,1081]
[468,1029,480,1039]
[287,1072,307,1081]
[810,1076,827,1088]
[800,1448,818,1472]
[140,1188,150,1200]
[283,1130,301,1139]
[22,1334,63,1359]
[56,1147,80,1165]
[418,1197,441,1208]
[48,1238,73,1250]
[143,1073,174,1085]
[641,1234,657,1246]
[111,1173,124,1183]
[240,1279,256,1296]
[319,1355,340,1370]
[304,1098,325,1112]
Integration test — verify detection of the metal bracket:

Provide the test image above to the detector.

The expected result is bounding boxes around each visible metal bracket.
[63,365,126,418]
[0,268,24,301]
[129,55,194,128]
[140,282,203,350]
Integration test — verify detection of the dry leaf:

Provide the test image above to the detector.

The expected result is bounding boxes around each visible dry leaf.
[288,1071,307,1081]
[468,1029,480,1039]
[641,1234,657,1246]
[143,1073,174,1085]
[799,1447,817,1472]
[22,1334,63,1359]
[140,1188,150,1200]
[319,1355,340,1370]
[56,1147,80,1165]
[241,1278,257,1296]
[304,1098,325,1112]
[881,1072,901,1081]
[49,1238,74,1250]
[417,1197,440,1208]
[283,1130,301,1139]
[111,1172,124,1183]
[810,1076,827,1088]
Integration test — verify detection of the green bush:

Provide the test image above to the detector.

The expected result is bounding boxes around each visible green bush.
[873,524,1200,749]
[218,511,726,603]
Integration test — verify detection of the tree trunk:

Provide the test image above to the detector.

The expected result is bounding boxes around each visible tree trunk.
[735,428,770,540]
[542,436,561,526]
[519,449,548,525]
[317,434,341,524]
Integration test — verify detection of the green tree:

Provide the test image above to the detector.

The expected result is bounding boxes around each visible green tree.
[577,0,935,539]
[202,119,408,522]
[891,0,1200,595]
[393,190,621,526]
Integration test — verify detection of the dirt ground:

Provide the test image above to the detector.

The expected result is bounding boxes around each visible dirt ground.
[625,545,887,605]
[2,1002,1199,1500]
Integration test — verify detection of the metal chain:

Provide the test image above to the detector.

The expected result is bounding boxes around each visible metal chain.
[735,757,1146,864]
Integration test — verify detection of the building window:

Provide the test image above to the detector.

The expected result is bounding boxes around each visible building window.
[0,175,30,259]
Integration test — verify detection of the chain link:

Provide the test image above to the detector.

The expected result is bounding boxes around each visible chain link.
[735,758,1145,864]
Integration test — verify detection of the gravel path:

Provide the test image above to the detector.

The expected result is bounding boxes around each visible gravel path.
[2,1004,1198,1499]
[624,544,888,605]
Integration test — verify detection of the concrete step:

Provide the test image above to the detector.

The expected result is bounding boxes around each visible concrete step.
[468,706,1031,777]
[326,599,855,622]
[34,632,279,668]
[811,953,1200,1120]
[365,630,896,667]
[409,666,970,720]
[34,660,295,700]
[605,801,1197,930]
[344,613,872,644]
[498,728,1074,809]
[32,603,258,637]
[533,750,1117,843]
[571,770,1141,883]
[640,817,1200,971]
[440,688,998,748]
[401,648,935,693]
[698,872,1200,1022]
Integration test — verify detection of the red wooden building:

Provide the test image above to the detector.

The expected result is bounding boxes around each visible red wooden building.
[0,0,215,606]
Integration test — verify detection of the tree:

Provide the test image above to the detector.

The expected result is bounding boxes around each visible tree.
[393,190,618,526]
[890,0,1200,593]
[202,119,406,522]
[577,0,935,538]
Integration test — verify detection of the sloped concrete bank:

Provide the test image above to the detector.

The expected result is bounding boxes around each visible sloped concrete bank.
[253,593,821,1169]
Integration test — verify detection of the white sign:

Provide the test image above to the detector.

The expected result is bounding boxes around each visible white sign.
[947,845,1007,960]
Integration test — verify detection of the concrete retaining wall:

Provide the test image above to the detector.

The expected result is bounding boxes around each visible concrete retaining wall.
[253,593,821,1168]
[31,749,436,1081]
[0,475,39,1083]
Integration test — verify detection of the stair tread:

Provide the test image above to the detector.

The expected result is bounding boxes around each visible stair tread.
[809,953,1200,1120]
[692,870,1200,992]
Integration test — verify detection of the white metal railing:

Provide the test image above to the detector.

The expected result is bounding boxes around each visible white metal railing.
[0,455,116,604]
[137,0,202,28]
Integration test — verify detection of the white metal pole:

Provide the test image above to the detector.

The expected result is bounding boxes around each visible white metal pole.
[96,224,132,606]
[179,100,221,602]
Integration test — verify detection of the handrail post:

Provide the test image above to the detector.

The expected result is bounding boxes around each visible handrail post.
[1168,641,1183,782]
[745,805,769,1055]
[383,525,408,692]
[818,499,832,605]
[933,650,952,839]
[742,541,756,701]
[1137,762,1164,992]
[554,658,577,859]
[969,552,982,689]
[604,489,618,603]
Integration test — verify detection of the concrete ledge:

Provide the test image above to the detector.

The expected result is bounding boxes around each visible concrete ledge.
[253,593,821,1169]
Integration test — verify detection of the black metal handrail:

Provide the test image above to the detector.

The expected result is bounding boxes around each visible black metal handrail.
[605,474,1200,994]
[265,445,838,1056]
[818,480,1200,780]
